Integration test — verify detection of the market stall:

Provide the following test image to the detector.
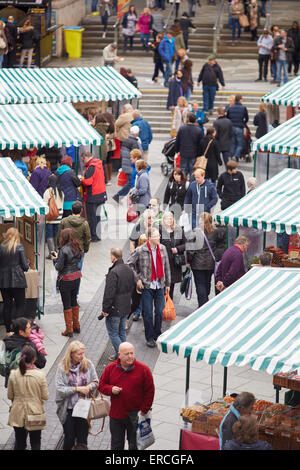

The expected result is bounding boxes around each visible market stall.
[0,157,48,320]
[0,66,141,165]
[0,101,102,175]
[215,168,300,264]
[157,266,300,450]
[251,109,300,183]
[262,75,300,121]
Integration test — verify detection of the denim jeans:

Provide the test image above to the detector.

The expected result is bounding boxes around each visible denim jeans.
[276,60,288,84]
[163,61,173,85]
[155,0,165,9]
[231,126,244,160]
[192,269,213,308]
[141,288,165,342]
[105,314,127,357]
[184,86,192,102]
[114,173,131,200]
[123,35,134,50]
[202,85,216,112]
[46,222,59,240]
[221,150,230,165]
[231,18,241,41]
[140,33,150,49]
[152,60,164,80]
[180,157,195,179]
[109,411,138,450]
[91,0,98,11]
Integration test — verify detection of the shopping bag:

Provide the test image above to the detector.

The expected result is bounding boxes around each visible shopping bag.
[127,196,139,223]
[72,398,91,419]
[185,271,193,300]
[136,412,155,450]
[117,170,127,186]
[239,14,249,28]
[50,266,59,298]
[180,267,191,295]
[163,294,176,321]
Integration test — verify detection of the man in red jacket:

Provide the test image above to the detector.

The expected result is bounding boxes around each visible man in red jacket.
[99,342,155,450]
[80,151,107,242]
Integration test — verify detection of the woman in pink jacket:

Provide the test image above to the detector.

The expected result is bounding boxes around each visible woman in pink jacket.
[138,8,153,51]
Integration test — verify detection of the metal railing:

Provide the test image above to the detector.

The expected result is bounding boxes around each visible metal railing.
[213,0,226,54]
[263,0,273,31]
[164,1,177,31]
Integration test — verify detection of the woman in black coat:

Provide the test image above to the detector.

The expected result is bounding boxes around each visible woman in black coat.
[163,168,188,218]
[198,127,222,183]
[160,211,186,299]
[52,228,82,337]
[0,228,29,332]
[253,103,268,139]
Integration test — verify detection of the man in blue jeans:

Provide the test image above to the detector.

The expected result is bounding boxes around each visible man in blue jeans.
[226,94,248,161]
[102,248,135,361]
[158,30,177,87]
[127,228,171,348]
[197,55,225,115]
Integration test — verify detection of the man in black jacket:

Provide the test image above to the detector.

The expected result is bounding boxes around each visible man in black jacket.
[197,55,225,114]
[101,248,135,361]
[226,95,248,161]
[287,21,300,76]
[175,112,203,178]
[217,159,246,210]
[213,107,233,165]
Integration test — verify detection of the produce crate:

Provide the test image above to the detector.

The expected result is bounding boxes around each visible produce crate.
[273,375,289,388]
[290,432,300,450]
[282,259,300,268]
[288,377,300,391]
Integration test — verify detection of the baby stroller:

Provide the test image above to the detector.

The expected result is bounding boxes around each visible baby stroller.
[240,124,252,163]
[161,138,176,176]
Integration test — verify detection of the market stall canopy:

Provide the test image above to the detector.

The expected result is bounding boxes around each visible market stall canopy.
[0,157,49,218]
[251,113,300,156]
[157,267,300,375]
[214,168,300,235]
[261,75,300,107]
[0,102,102,150]
[0,66,142,104]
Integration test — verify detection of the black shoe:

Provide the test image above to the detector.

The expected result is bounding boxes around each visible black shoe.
[146,339,156,348]
[132,314,140,321]
[255,78,262,82]
[264,78,268,82]
[91,237,101,242]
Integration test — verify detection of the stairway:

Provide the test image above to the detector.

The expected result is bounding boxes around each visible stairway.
[139,89,265,137]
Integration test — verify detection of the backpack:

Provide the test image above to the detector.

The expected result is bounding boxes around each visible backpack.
[0,340,22,386]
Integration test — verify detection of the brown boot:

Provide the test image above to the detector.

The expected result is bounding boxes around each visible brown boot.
[61,309,73,337]
[72,305,80,333]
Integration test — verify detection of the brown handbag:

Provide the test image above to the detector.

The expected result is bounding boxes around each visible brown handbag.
[194,139,213,170]
[239,14,249,28]
[46,189,59,221]
[87,390,111,436]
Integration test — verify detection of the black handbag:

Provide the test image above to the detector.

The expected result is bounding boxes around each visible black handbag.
[173,252,186,266]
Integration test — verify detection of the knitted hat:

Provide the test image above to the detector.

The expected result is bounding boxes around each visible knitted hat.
[207,54,216,61]
[61,155,73,168]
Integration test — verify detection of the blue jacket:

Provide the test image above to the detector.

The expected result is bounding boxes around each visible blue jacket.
[56,165,82,210]
[131,116,153,151]
[227,102,249,129]
[14,160,28,178]
[184,179,218,229]
[158,34,176,62]
[131,163,151,188]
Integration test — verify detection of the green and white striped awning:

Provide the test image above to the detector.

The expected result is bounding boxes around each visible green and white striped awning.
[251,113,300,156]
[262,76,300,107]
[0,102,102,150]
[157,267,300,375]
[0,66,141,104]
[0,157,48,218]
[215,168,300,235]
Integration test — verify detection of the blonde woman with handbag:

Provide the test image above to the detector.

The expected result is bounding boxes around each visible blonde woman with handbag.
[171,96,189,136]
[55,340,98,450]
[7,344,49,450]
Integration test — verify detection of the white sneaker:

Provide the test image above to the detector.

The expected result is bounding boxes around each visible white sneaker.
[106,181,112,186]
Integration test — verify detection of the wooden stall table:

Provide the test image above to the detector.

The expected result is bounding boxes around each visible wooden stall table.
[179,429,219,451]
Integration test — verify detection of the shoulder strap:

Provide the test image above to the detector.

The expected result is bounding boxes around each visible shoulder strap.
[203,139,213,157]
[201,229,216,262]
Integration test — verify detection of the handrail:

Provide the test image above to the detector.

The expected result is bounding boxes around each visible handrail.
[263,0,273,31]
[164,1,176,31]
[213,0,226,54]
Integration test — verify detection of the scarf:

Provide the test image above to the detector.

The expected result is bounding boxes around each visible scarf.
[147,240,164,282]
[68,363,88,408]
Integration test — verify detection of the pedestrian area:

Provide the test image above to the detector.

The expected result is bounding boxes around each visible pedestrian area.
[0,132,285,450]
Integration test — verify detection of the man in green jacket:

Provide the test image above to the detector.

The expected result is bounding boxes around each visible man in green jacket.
[58,201,91,273]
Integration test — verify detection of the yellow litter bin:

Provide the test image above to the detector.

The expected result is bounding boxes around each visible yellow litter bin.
[64,27,85,59]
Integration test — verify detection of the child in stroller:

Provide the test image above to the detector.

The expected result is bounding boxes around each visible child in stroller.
[239,124,252,162]
[161,138,176,176]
